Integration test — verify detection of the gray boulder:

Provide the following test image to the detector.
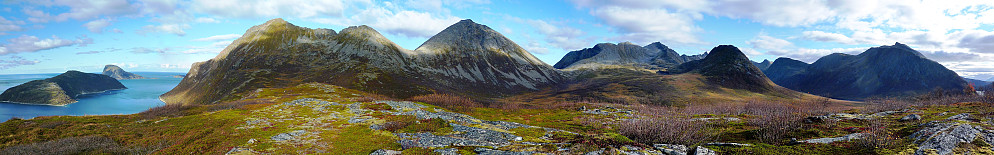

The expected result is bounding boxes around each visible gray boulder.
[692,146,716,155]
[654,144,688,155]
[900,114,922,122]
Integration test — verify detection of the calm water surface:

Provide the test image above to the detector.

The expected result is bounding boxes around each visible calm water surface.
[0,72,184,122]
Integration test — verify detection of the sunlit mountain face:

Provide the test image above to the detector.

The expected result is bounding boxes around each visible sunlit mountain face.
[0,1,993,154]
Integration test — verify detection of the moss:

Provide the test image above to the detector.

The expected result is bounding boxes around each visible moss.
[510,127,549,142]
[326,125,400,154]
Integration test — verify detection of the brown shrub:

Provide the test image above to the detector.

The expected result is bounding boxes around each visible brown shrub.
[209,99,268,111]
[0,135,124,154]
[407,94,484,112]
[618,117,719,146]
[138,104,198,119]
[853,119,900,151]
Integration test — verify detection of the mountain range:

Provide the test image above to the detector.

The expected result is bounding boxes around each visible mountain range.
[763,43,970,100]
[161,19,562,105]
[553,42,706,70]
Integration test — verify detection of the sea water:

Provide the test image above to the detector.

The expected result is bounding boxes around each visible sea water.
[0,72,184,122]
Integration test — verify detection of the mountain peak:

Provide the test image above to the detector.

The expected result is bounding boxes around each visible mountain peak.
[672,45,774,92]
[415,19,540,63]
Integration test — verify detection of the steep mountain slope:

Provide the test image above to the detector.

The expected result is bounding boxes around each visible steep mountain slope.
[763,57,809,84]
[553,42,705,70]
[0,71,126,105]
[411,19,563,92]
[103,65,146,80]
[161,19,562,105]
[775,43,969,100]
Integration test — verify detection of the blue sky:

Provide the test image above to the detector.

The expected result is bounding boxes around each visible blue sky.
[1,0,994,80]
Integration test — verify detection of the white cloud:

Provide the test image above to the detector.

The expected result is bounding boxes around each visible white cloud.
[83,18,112,33]
[192,34,241,42]
[138,24,190,36]
[0,56,39,70]
[192,0,349,19]
[130,47,169,54]
[522,41,550,54]
[802,31,857,44]
[589,6,702,45]
[324,3,462,38]
[0,16,24,34]
[27,0,141,22]
[747,34,793,50]
[194,17,219,23]
[525,20,588,50]
[0,35,93,55]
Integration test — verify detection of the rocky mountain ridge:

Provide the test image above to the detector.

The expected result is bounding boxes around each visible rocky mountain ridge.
[161,18,563,105]
[553,42,706,70]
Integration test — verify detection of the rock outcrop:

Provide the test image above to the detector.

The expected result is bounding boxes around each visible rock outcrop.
[770,43,969,100]
[161,18,563,105]
[553,42,706,70]
[0,70,126,105]
[102,65,146,80]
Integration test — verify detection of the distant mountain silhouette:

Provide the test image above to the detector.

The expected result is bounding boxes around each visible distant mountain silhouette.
[553,42,705,70]
[752,59,772,71]
[766,42,969,100]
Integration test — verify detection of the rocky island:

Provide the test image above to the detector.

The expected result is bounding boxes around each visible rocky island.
[102,65,146,80]
[0,70,127,106]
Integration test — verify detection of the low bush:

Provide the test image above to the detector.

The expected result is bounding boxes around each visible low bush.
[138,104,198,119]
[618,117,718,146]
[407,94,483,112]
[0,135,124,154]
[209,99,268,111]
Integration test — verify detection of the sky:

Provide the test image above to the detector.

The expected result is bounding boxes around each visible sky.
[1,0,994,80]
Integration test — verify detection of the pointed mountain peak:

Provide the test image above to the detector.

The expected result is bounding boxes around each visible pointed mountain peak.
[265,18,288,25]
[865,42,925,58]
[761,59,771,64]
[416,19,535,60]
[645,42,670,50]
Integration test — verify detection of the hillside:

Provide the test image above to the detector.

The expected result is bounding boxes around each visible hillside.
[771,43,969,100]
[160,19,562,105]
[512,45,813,106]
[103,65,146,80]
[0,71,126,105]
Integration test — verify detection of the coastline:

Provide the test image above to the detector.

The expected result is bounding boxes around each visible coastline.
[0,100,72,107]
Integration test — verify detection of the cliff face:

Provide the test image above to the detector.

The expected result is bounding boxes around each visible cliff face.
[161,19,563,105]
[553,42,706,70]
[773,43,969,100]
[103,65,146,80]
[0,71,126,105]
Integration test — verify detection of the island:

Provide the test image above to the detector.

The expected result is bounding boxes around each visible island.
[103,65,147,80]
[0,70,127,106]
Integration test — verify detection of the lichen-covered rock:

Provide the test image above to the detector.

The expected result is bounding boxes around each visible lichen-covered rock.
[901,114,922,122]
[911,121,994,155]
[798,133,865,144]
[693,146,716,155]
